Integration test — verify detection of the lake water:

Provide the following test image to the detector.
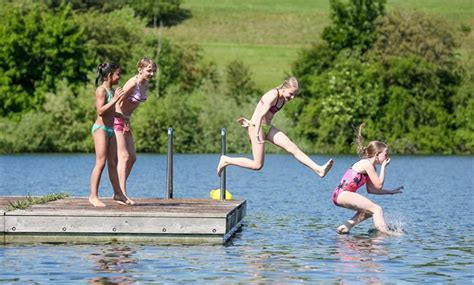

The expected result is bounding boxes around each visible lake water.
[1,154,473,283]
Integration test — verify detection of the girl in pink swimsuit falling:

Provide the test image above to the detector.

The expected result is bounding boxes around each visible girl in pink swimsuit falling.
[332,124,404,235]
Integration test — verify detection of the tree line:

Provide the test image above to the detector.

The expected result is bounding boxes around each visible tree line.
[0,0,472,154]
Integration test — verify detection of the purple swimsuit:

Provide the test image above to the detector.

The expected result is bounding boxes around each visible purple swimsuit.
[332,168,368,206]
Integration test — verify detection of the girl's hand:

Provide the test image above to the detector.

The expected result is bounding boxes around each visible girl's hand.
[382,157,391,167]
[391,186,404,194]
[256,134,265,144]
[123,117,131,136]
[113,87,125,102]
[123,124,131,136]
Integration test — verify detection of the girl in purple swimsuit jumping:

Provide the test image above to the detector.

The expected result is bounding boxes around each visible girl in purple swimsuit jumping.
[217,77,333,177]
[332,124,404,235]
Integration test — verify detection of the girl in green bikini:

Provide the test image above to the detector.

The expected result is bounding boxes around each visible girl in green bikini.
[89,62,128,207]
[217,77,333,177]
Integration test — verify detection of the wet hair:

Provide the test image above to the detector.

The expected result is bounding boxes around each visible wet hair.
[95,62,120,86]
[356,123,387,158]
[277,77,299,94]
[137,57,157,71]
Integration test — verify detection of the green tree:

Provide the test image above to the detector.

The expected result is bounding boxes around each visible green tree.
[0,1,89,116]
[368,11,464,153]
[45,0,189,27]
[322,0,386,54]
[77,7,147,74]
[291,0,467,154]
[225,59,261,105]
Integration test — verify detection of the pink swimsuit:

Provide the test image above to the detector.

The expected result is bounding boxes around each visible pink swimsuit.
[113,116,128,132]
[332,168,368,206]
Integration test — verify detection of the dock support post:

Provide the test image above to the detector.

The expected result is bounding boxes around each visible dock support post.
[166,127,173,199]
[220,128,227,200]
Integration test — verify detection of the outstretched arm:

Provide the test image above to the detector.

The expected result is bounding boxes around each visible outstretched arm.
[367,181,404,195]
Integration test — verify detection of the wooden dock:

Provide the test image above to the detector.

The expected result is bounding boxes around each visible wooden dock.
[0,197,246,244]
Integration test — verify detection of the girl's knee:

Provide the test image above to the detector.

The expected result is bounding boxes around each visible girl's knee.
[119,153,131,163]
[95,158,107,170]
[370,204,384,215]
[252,161,264,171]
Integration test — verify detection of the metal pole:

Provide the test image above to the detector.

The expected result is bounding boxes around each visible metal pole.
[220,128,226,200]
[166,127,173,199]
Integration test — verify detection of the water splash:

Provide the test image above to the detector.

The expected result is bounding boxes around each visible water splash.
[387,218,407,235]
[366,215,406,236]
[387,215,407,235]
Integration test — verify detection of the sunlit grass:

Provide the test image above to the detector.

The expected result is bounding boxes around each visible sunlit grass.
[160,0,473,90]
[5,192,69,212]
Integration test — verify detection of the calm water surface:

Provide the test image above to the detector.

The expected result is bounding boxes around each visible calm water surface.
[0,154,473,283]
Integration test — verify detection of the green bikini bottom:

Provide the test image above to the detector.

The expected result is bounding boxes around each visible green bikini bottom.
[91,123,114,138]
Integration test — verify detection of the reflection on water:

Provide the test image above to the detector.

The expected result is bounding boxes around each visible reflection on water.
[0,154,473,283]
[88,245,138,285]
[335,234,387,272]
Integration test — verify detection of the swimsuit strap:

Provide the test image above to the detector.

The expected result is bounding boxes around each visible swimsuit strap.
[269,89,285,114]
[105,88,114,103]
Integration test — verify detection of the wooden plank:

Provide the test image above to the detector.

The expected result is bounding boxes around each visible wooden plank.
[7,198,245,218]
[4,233,225,244]
[1,197,246,244]
[5,216,226,234]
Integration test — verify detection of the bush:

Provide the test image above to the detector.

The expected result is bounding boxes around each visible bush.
[0,1,90,116]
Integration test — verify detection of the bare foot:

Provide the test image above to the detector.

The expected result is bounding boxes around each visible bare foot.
[217,155,228,176]
[125,198,136,206]
[317,159,334,178]
[376,226,403,236]
[336,224,350,234]
[89,196,106,207]
[113,194,128,205]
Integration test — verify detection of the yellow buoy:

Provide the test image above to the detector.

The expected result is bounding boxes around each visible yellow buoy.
[209,188,233,200]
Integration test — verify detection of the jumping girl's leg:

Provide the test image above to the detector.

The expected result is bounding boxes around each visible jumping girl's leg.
[107,135,128,204]
[115,131,135,205]
[336,191,391,234]
[90,130,108,207]
[217,125,265,176]
[337,211,372,234]
[266,127,333,177]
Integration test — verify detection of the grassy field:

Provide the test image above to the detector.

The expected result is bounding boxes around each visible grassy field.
[159,0,473,90]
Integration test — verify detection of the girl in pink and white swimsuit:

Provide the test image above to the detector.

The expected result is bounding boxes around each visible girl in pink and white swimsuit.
[332,124,404,235]
[113,58,157,205]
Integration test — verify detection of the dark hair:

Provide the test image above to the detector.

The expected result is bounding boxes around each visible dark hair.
[95,62,120,86]
[356,123,387,158]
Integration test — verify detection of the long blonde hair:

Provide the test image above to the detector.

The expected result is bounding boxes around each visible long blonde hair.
[356,123,387,158]
[277,77,299,93]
